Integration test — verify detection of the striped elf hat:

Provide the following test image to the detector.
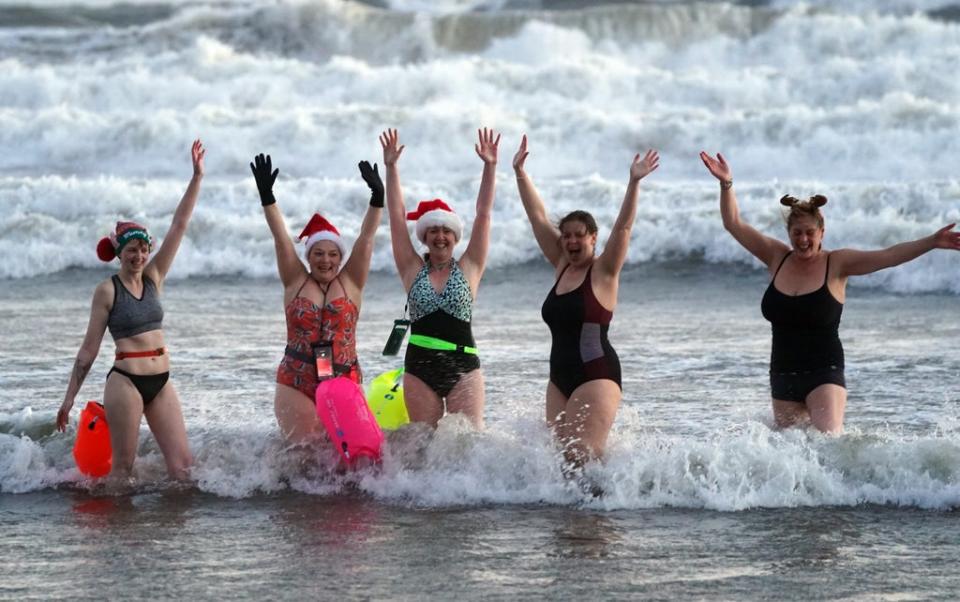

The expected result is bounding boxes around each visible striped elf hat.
[96,221,151,262]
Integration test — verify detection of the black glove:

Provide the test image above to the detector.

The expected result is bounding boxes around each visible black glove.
[358,161,384,208]
[250,153,279,206]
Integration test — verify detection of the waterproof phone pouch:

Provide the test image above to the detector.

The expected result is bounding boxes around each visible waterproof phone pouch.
[382,319,410,356]
[313,342,334,380]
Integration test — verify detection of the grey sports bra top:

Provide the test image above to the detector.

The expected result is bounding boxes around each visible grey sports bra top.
[107,275,164,340]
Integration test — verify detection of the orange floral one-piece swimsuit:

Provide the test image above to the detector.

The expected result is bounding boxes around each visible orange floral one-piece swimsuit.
[276,276,361,399]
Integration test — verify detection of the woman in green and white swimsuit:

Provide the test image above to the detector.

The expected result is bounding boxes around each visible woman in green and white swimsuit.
[379,128,499,428]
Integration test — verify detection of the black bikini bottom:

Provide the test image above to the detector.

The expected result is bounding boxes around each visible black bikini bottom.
[107,366,170,405]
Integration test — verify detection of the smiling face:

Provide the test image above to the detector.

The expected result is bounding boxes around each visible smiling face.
[118,239,150,272]
[307,240,342,283]
[424,225,457,262]
[559,219,598,266]
[787,214,824,259]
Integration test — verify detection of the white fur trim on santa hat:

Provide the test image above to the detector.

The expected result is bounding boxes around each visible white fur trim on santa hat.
[303,231,346,258]
[415,209,463,243]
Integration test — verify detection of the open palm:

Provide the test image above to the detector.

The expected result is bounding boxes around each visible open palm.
[699,151,731,181]
[475,127,500,164]
[191,139,205,176]
[379,129,405,166]
[630,149,660,181]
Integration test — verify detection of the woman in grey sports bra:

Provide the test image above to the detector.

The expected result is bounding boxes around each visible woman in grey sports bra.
[57,140,205,485]
[380,128,499,428]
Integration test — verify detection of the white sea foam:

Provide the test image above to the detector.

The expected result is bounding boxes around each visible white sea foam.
[5,405,960,509]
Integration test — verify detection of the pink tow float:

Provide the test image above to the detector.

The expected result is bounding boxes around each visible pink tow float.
[315,376,384,466]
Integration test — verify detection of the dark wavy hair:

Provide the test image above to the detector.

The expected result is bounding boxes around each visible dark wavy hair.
[557,210,598,235]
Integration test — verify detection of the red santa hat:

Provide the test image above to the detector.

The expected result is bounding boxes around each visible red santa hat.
[298,214,346,258]
[406,199,463,243]
[96,221,152,262]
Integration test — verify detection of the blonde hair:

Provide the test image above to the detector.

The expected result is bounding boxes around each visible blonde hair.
[780,194,827,229]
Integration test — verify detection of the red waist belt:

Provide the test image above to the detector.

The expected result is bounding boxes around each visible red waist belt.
[115,347,166,361]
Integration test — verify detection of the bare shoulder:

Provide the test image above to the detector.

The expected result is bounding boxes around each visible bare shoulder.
[338,272,363,302]
[825,247,864,274]
[591,255,619,288]
[767,247,792,273]
[400,256,426,286]
[457,252,480,275]
[451,255,479,293]
[93,277,115,310]
[829,247,856,259]
[143,264,164,290]
[827,247,858,266]
[593,249,621,278]
[94,276,114,296]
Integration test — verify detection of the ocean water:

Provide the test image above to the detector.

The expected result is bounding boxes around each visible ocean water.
[2,0,960,598]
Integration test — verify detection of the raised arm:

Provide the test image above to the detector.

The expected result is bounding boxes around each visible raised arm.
[251,153,306,288]
[596,150,659,277]
[146,139,205,285]
[57,281,112,431]
[700,151,788,268]
[833,223,960,277]
[380,129,421,289]
[340,160,384,292]
[513,134,562,267]
[461,128,500,283]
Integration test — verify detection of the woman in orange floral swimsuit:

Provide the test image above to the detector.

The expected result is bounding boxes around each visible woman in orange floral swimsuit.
[250,153,384,442]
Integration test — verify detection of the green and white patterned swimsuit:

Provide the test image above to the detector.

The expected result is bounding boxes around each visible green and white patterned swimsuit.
[408,261,473,323]
[404,260,480,398]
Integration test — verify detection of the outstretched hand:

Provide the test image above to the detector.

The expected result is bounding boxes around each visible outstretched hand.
[250,153,279,206]
[630,149,660,182]
[512,134,529,173]
[700,151,732,182]
[380,129,405,166]
[191,139,205,176]
[475,127,500,165]
[932,223,960,251]
[359,161,384,207]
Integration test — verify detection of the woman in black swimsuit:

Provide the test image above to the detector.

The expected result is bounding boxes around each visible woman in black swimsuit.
[514,134,659,468]
[701,151,960,432]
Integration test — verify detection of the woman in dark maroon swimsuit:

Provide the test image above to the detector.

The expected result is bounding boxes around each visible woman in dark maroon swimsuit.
[514,134,659,468]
